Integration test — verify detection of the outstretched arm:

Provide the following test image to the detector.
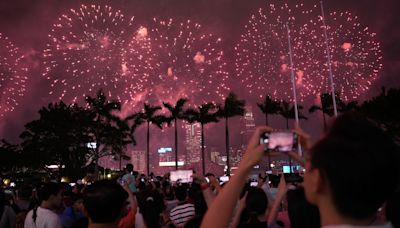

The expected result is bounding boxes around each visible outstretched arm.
[200,127,272,228]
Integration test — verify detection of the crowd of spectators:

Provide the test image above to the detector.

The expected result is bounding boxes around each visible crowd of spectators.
[0,112,399,228]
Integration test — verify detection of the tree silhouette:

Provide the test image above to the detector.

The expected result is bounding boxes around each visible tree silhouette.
[279,101,307,129]
[20,101,91,180]
[257,95,281,126]
[361,87,400,143]
[257,95,281,170]
[217,93,245,176]
[140,103,167,175]
[184,102,219,175]
[0,140,21,175]
[85,90,132,178]
[309,93,335,131]
[163,98,189,170]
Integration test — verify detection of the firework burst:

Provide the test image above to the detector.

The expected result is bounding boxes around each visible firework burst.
[294,10,383,101]
[43,4,150,104]
[0,33,27,117]
[142,18,230,104]
[235,3,317,101]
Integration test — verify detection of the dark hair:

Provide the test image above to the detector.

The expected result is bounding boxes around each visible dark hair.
[17,185,32,200]
[175,185,188,202]
[238,187,268,227]
[83,180,128,224]
[269,175,280,188]
[38,182,62,202]
[386,190,400,228]
[310,112,400,219]
[189,183,208,217]
[184,215,203,228]
[126,164,133,173]
[137,190,164,228]
[287,187,320,228]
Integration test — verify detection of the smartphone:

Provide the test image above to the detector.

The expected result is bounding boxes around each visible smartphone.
[284,173,303,183]
[170,170,193,183]
[205,177,210,183]
[250,181,258,187]
[219,176,230,183]
[260,131,298,152]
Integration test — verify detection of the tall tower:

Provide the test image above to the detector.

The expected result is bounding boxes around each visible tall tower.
[241,105,256,145]
[185,122,202,165]
[130,150,145,173]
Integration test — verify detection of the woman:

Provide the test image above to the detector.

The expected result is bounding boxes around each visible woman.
[0,190,16,228]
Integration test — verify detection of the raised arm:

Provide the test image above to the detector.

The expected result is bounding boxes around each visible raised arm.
[200,127,272,228]
[267,174,287,224]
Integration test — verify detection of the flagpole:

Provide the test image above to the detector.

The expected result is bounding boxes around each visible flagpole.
[286,23,303,157]
[320,0,338,116]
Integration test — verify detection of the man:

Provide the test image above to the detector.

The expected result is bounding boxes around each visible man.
[201,113,399,228]
[24,182,63,228]
[122,164,136,193]
[169,185,195,227]
[83,180,128,228]
[303,113,399,227]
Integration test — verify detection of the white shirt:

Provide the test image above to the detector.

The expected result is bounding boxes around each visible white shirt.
[323,223,393,228]
[24,207,62,228]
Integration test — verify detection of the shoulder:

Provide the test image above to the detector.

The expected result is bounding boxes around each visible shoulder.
[170,204,195,216]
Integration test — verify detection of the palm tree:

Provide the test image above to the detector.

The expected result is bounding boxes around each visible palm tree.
[279,101,307,174]
[338,100,359,113]
[140,103,167,175]
[280,101,307,129]
[309,92,338,131]
[163,98,189,170]
[85,90,126,179]
[360,87,400,143]
[257,95,281,126]
[217,93,245,176]
[184,102,219,175]
[125,112,146,146]
[257,95,281,170]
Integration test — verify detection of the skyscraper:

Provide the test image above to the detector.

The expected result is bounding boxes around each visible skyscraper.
[185,122,202,164]
[241,105,256,145]
[130,150,145,173]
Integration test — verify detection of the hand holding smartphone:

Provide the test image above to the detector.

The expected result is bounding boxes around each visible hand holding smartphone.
[260,131,298,152]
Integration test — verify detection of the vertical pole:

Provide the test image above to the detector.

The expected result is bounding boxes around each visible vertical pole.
[320,1,338,117]
[286,23,303,158]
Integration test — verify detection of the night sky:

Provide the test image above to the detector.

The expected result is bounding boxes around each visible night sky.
[0,0,399,152]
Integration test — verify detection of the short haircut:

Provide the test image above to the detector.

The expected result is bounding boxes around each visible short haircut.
[287,187,320,228]
[83,180,128,224]
[245,187,268,216]
[310,112,400,219]
[39,182,62,202]
[175,185,188,202]
[126,164,133,172]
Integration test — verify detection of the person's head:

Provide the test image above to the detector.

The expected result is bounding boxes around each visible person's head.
[83,180,128,225]
[244,187,268,225]
[287,187,320,228]
[304,112,400,221]
[72,193,84,213]
[137,189,164,228]
[126,164,133,173]
[38,182,63,209]
[175,185,188,202]
[270,175,280,188]
[17,185,32,200]
[189,183,208,216]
